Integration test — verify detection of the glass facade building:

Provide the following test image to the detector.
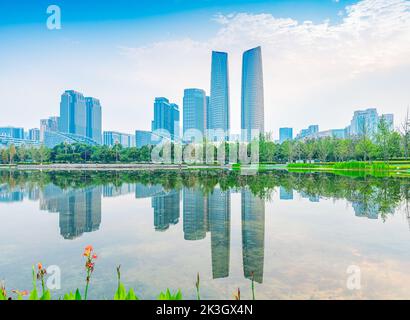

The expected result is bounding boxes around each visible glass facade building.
[0,127,24,139]
[40,116,59,142]
[103,131,135,148]
[152,97,180,141]
[183,88,207,140]
[59,90,101,145]
[28,128,40,141]
[209,51,230,140]
[241,47,264,142]
[85,97,102,145]
[279,127,293,144]
[59,90,87,137]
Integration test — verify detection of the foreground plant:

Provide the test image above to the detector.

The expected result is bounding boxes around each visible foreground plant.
[158,289,182,300]
[0,282,8,300]
[29,263,51,300]
[233,288,241,300]
[195,273,200,300]
[83,245,97,300]
[114,265,139,300]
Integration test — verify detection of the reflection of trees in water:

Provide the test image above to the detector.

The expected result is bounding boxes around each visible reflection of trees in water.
[1,169,409,221]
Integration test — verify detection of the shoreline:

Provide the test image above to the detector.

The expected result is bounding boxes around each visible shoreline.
[0,163,232,171]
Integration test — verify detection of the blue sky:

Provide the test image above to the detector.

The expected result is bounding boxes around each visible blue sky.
[0,0,409,138]
[0,0,356,26]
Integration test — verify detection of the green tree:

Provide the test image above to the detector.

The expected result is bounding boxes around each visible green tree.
[334,140,350,162]
[375,116,392,161]
[355,137,375,162]
[8,144,16,164]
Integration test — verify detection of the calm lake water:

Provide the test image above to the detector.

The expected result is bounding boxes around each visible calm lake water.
[1,170,410,300]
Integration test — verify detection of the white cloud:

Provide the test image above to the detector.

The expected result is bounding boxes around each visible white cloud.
[116,0,410,137]
[1,0,409,138]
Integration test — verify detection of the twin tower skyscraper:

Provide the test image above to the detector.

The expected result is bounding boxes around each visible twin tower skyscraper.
[208,46,264,142]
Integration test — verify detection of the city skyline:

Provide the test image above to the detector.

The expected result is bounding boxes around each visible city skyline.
[1,0,409,140]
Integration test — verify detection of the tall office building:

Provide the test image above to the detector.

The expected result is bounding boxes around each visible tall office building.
[241,46,264,142]
[85,97,102,144]
[279,128,293,144]
[209,51,230,140]
[241,188,265,283]
[183,88,207,140]
[349,108,379,137]
[28,128,40,141]
[59,90,87,136]
[59,90,102,144]
[152,97,180,141]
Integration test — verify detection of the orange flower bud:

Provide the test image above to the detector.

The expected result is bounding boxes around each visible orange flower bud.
[37,263,43,270]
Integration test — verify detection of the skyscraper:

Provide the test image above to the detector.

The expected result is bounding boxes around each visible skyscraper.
[85,97,102,144]
[209,51,230,140]
[183,88,207,140]
[241,46,264,142]
[279,127,293,144]
[59,90,87,137]
[152,97,180,141]
[59,90,102,144]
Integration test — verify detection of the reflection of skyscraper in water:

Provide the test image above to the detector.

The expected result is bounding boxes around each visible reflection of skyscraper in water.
[135,183,164,199]
[0,183,40,202]
[352,202,379,219]
[351,190,383,219]
[209,188,231,279]
[40,185,102,239]
[103,183,136,198]
[241,189,265,283]
[279,187,293,200]
[152,190,180,231]
[300,191,320,203]
[183,188,208,240]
